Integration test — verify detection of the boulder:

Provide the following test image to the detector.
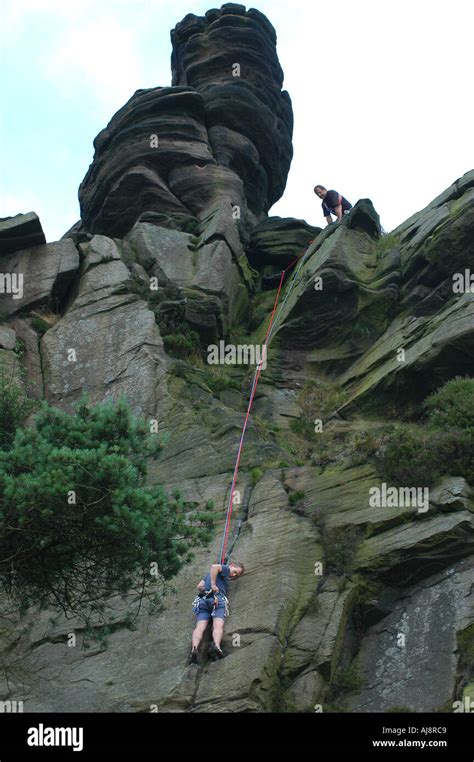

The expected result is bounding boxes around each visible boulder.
[126,223,195,284]
[287,670,327,712]
[247,216,321,269]
[430,477,473,513]
[41,236,167,416]
[125,222,249,333]
[0,212,46,255]
[0,239,79,318]
[0,324,16,350]
[355,512,474,585]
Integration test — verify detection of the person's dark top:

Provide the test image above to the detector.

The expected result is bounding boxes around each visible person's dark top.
[322,189,352,218]
[202,564,230,595]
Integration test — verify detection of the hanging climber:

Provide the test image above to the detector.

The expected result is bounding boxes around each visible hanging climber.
[314,185,352,225]
[189,560,245,664]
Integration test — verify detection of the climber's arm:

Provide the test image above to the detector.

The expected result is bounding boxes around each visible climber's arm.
[334,203,343,221]
[325,214,333,226]
[197,579,206,592]
[210,563,222,591]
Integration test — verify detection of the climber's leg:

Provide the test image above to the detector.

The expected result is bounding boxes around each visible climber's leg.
[192,618,209,650]
[211,616,224,648]
[208,616,225,661]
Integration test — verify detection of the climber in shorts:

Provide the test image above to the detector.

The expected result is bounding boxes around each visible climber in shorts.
[189,560,245,664]
[314,185,352,225]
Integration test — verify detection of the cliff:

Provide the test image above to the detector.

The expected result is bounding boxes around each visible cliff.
[0,3,473,714]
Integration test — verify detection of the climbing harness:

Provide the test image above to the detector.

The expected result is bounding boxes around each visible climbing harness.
[192,589,230,617]
[218,240,316,564]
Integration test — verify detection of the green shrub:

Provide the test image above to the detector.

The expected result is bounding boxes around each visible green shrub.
[299,379,347,419]
[374,425,437,485]
[375,424,473,486]
[348,431,379,466]
[290,416,318,441]
[311,429,346,467]
[14,339,26,358]
[163,331,200,358]
[169,361,186,378]
[250,467,263,486]
[425,377,474,432]
[288,489,305,506]
[334,662,363,693]
[31,317,50,336]
[152,293,204,362]
[202,368,240,395]
[435,429,474,483]
[30,309,60,330]
[0,396,214,628]
[323,526,361,576]
[125,273,150,299]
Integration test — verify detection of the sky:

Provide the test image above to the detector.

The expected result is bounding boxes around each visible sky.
[1,0,473,241]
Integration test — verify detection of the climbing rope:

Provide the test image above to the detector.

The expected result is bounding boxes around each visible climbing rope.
[218,240,315,564]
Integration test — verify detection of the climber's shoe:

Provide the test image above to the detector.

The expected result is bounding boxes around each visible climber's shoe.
[208,642,225,661]
[189,647,199,666]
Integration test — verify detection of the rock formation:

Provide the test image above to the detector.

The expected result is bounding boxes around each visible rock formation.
[78,4,293,239]
[0,212,46,255]
[0,3,473,714]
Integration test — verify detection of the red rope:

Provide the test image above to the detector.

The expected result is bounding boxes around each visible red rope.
[219,269,287,563]
[218,241,314,563]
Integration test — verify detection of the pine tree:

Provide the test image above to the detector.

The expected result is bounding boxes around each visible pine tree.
[0,394,214,630]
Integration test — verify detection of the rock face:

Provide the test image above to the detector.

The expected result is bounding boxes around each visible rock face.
[347,559,474,712]
[246,216,321,271]
[0,4,473,716]
[78,4,293,239]
[77,4,293,341]
[41,235,168,415]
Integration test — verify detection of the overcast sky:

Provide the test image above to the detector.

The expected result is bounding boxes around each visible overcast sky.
[1,0,473,241]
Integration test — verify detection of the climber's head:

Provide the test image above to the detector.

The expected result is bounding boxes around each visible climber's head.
[314,185,327,199]
[229,561,245,578]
